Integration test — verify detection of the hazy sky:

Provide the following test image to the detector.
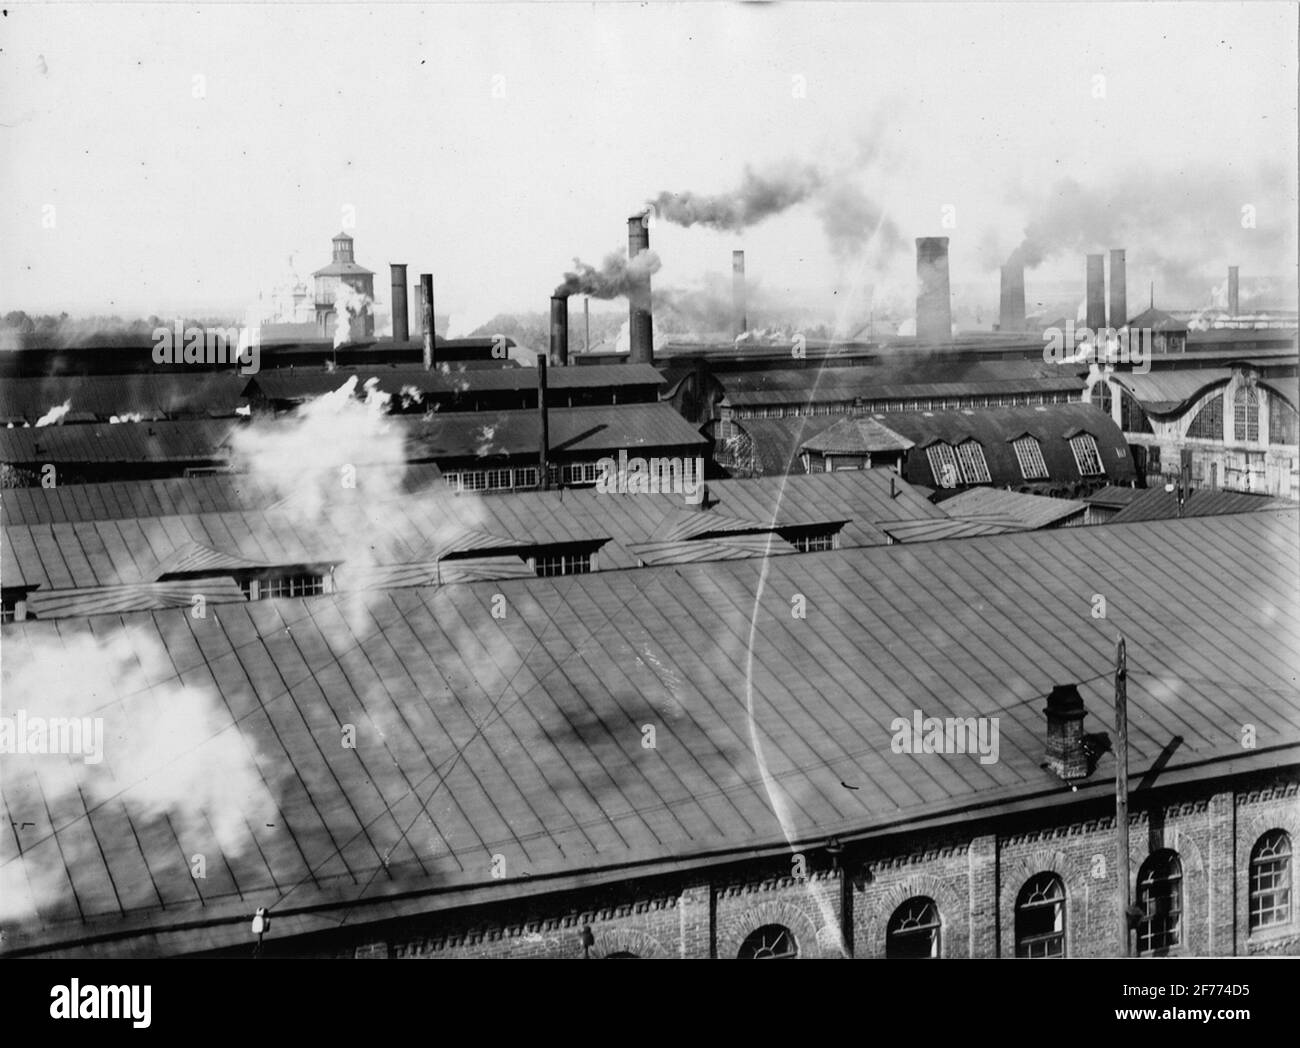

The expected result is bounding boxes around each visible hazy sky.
[2,2,1296,332]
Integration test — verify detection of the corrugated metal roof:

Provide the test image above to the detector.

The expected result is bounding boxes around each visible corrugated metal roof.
[2,470,945,603]
[938,487,1087,530]
[1108,487,1296,524]
[0,466,445,526]
[3,511,1295,954]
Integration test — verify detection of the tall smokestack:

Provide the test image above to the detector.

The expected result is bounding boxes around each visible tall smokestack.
[627,213,654,365]
[1109,249,1127,330]
[537,356,550,490]
[732,249,748,339]
[1228,266,1240,315]
[390,263,409,342]
[420,274,435,370]
[549,295,569,366]
[915,237,952,342]
[1086,254,1106,330]
[999,261,1025,332]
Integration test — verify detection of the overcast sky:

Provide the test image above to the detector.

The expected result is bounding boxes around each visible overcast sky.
[2,2,1296,332]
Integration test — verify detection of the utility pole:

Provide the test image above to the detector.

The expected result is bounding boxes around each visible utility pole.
[1115,635,1132,957]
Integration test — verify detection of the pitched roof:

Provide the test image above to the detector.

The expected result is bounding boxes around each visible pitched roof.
[718,361,1084,406]
[244,364,663,403]
[1,469,942,602]
[0,373,248,424]
[1107,487,1296,524]
[938,487,1087,530]
[3,511,1295,956]
[0,466,446,527]
[727,404,1136,490]
[1108,370,1233,414]
[399,403,708,461]
[800,417,915,455]
[0,419,238,465]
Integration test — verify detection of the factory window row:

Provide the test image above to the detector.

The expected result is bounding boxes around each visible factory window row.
[727,390,1079,421]
[730,831,1290,959]
[238,571,330,601]
[531,551,592,578]
[445,464,613,493]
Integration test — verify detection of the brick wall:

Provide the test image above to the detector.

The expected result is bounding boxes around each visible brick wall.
[243,770,1299,959]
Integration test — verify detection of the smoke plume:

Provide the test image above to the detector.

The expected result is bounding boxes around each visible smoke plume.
[34,400,70,427]
[0,625,278,923]
[555,249,662,299]
[990,164,1298,307]
[650,162,824,232]
[333,290,373,349]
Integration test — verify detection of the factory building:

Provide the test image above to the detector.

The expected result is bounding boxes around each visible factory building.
[2,512,1296,958]
[1084,365,1300,497]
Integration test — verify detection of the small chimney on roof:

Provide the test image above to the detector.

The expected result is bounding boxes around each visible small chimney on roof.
[1086,254,1106,330]
[915,237,952,342]
[549,295,569,366]
[1109,249,1127,330]
[1228,266,1240,315]
[627,213,654,365]
[1043,683,1090,780]
[390,263,409,342]
[420,274,435,370]
[732,249,748,339]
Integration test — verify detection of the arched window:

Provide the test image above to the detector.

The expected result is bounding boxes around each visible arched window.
[738,924,797,959]
[1269,398,1299,446]
[1249,830,1292,933]
[1119,391,1154,434]
[1136,850,1183,955]
[1015,873,1066,958]
[1186,393,1224,440]
[1091,381,1113,418]
[1234,385,1260,443]
[886,897,941,958]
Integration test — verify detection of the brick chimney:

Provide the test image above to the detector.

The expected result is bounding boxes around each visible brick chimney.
[1086,254,1106,331]
[915,237,952,342]
[1044,683,1089,780]
[1109,250,1127,330]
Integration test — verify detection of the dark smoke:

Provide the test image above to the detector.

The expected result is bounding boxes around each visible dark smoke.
[994,164,1297,305]
[650,163,824,232]
[554,249,662,299]
[816,179,904,261]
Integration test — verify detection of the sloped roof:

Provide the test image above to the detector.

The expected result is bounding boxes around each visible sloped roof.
[800,417,915,455]
[0,373,248,425]
[399,403,708,460]
[2,511,1295,956]
[1108,370,1233,414]
[244,364,663,403]
[0,466,445,527]
[1125,305,1188,332]
[1107,487,1296,524]
[1,470,947,606]
[0,419,239,465]
[729,404,1135,489]
[938,487,1087,530]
